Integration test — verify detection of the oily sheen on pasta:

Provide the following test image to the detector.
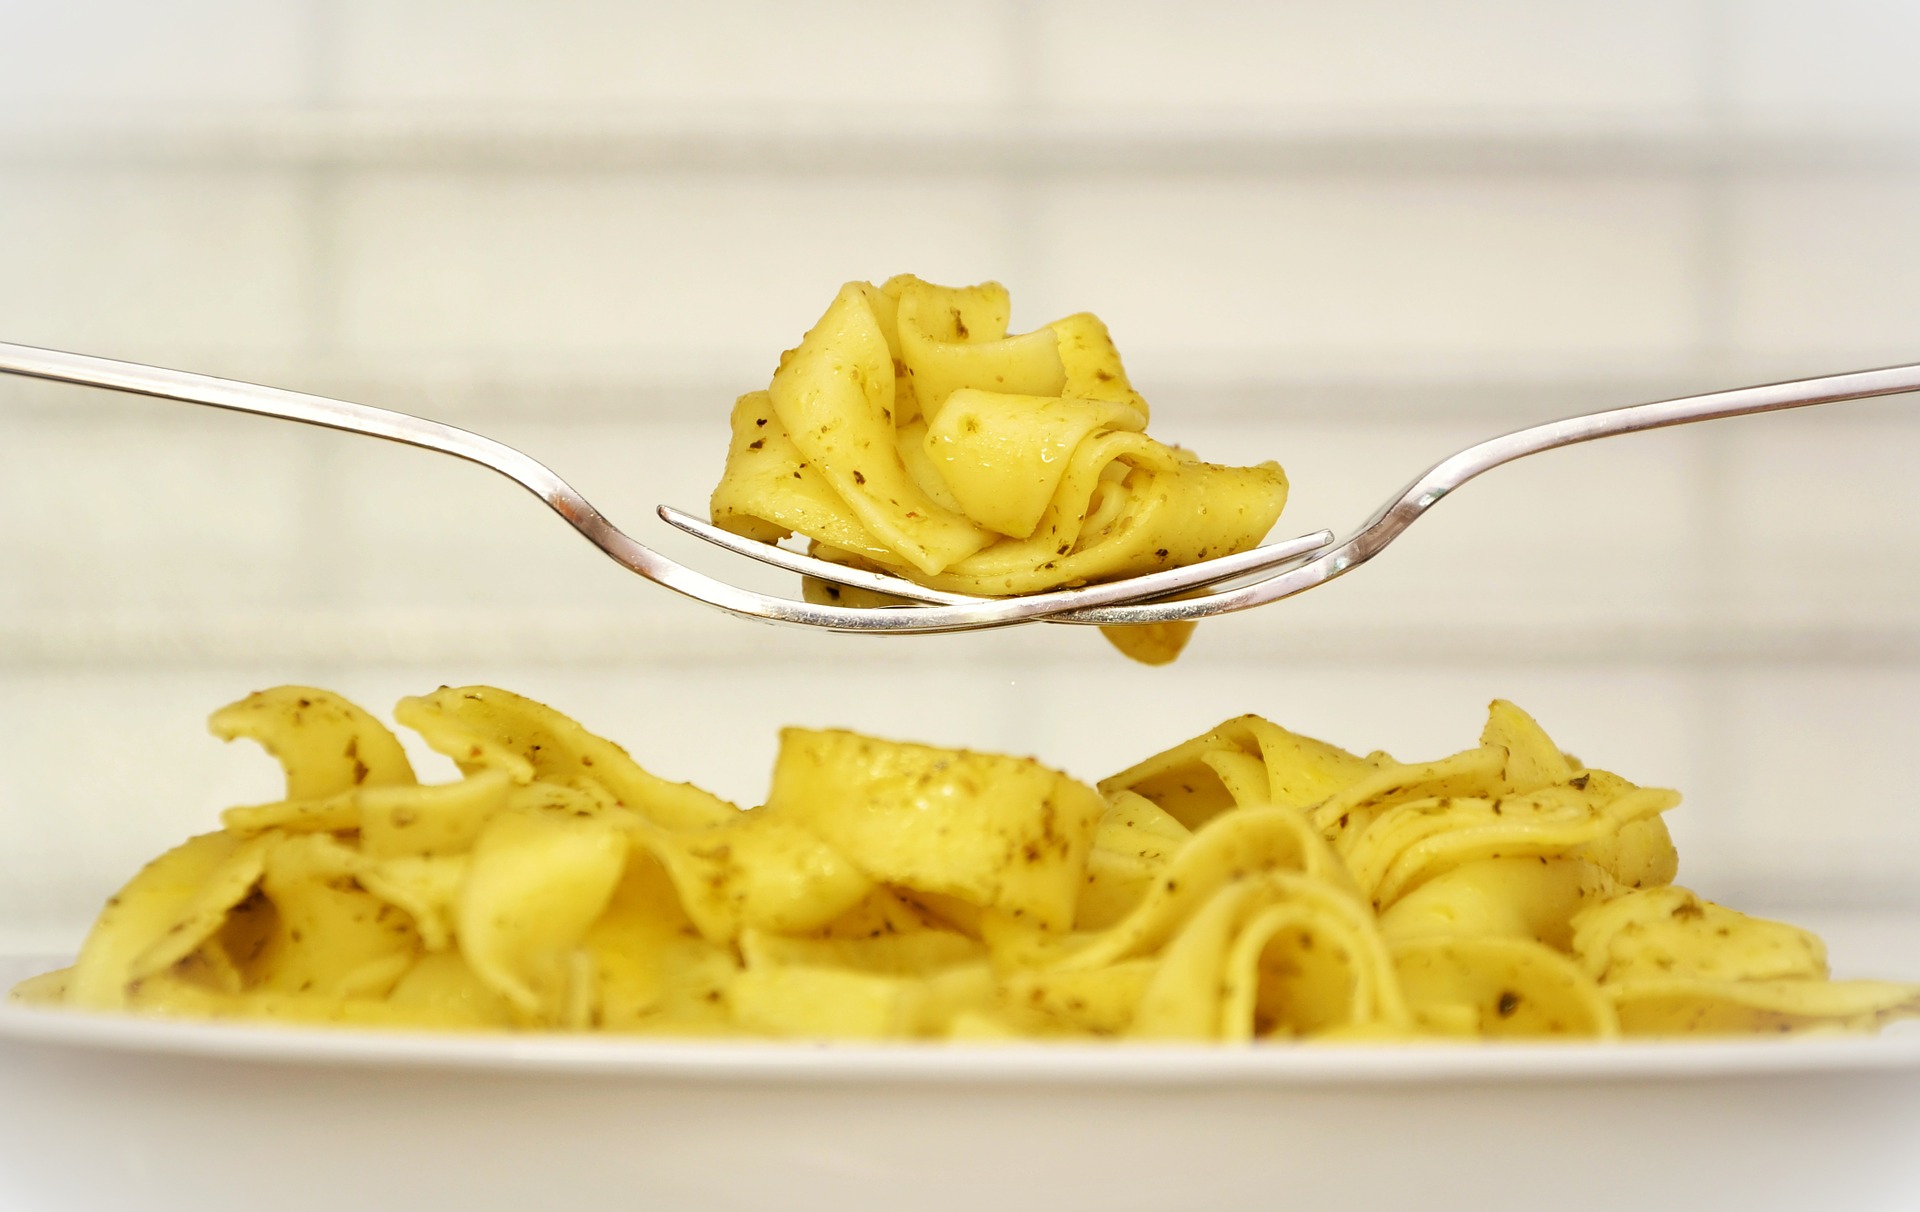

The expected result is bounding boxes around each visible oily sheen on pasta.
[14,687,1919,1042]
[708,275,1291,664]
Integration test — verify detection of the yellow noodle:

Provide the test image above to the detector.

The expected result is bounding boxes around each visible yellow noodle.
[14,689,1916,1043]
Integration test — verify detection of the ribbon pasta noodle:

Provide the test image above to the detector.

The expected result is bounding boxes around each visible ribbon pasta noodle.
[14,686,1919,1042]
[707,275,1292,665]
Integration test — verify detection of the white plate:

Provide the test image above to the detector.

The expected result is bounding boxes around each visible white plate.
[4,957,1919,1212]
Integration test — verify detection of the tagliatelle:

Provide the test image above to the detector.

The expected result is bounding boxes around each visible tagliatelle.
[708,276,1291,665]
[14,687,1920,1042]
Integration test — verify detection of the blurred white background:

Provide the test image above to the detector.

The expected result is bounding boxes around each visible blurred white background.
[2,0,1919,955]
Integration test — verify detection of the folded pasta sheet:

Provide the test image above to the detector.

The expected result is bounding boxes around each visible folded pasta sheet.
[14,686,1919,1042]
[708,276,1291,665]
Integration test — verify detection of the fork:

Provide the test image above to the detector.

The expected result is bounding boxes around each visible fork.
[0,341,1330,632]
[4,340,1918,633]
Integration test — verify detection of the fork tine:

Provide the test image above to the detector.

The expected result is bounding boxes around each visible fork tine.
[1049,545,1340,625]
[657,504,1336,611]
[654,506,981,606]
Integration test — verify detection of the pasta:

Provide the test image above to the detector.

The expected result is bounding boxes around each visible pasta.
[14,685,1918,1043]
[708,275,1291,664]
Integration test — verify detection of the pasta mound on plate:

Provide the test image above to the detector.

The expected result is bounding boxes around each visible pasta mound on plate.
[708,275,1291,665]
[13,687,1919,1041]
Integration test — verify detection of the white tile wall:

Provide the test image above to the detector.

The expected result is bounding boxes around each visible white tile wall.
[334,0,1016,108]
[0,1,314,105]
[332,172,1019,369]
[1026,177,1704,378]
[1726,0,1920,126]
[0,169,311,361]
[0,412,314,613]
[1705,667,1920,900]
[1728,175,1920,360]
[1029,0,1706,128]
[1722,407,1920,631]
[5,0,1920,948]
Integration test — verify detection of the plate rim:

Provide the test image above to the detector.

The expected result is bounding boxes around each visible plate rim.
[6,998,1920,1087]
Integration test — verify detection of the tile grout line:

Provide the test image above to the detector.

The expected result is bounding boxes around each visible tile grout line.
[15,119,1920,177]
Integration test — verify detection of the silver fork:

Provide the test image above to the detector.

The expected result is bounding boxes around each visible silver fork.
[0,341,1330,632]
[5,339,1919,633]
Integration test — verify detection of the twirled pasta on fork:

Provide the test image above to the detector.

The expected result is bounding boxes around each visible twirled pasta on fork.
[708,275,1291,663]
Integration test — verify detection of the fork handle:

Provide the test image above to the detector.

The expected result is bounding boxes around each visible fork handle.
[1061,360,1920,624]
[0,340,690,582]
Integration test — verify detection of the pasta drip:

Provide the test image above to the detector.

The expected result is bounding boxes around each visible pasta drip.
[708,276,1291,664]
[14,687,1918,1042]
